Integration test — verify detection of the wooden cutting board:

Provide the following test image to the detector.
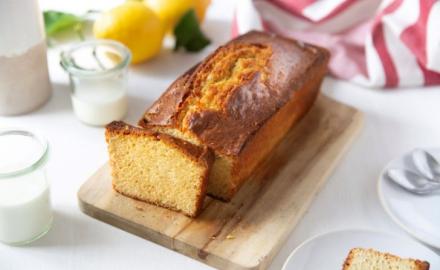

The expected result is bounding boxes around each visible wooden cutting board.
[78,95,363,270]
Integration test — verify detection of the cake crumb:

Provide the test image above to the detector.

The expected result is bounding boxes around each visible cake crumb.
[210,236,216,240]
[226,234,235,240]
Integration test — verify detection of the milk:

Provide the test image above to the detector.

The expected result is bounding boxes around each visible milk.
[71,82,128,126]
[0,172,52,244]
[0,132,52,245]
[61,40,131,126]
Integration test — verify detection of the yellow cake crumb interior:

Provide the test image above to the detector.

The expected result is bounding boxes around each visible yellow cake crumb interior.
[151,126,235,200]
[108,132,205,215]
[345,248,427,270]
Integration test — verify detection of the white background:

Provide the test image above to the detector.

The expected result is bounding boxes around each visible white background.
[1,0,439,269]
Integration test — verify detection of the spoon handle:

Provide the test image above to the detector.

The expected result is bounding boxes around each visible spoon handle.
[386,168,440,195]
[412,149,440,183]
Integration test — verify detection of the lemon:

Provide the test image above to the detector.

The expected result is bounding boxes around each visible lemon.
[94,2,164,64]
[194,0,211,21]
[145,0,211,31]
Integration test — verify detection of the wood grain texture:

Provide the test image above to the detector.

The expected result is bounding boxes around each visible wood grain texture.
[78,95,363,270]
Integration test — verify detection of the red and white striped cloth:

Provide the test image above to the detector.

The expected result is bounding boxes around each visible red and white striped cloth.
[232,0,440,88]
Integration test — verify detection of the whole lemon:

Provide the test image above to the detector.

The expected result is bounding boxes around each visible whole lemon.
[145,0,211,31]
[94,2,164,64]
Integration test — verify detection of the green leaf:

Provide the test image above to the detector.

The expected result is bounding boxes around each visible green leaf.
[43,10,83,37]
[173,9,210,52]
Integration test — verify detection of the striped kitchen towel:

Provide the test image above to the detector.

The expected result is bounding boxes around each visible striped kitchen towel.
[232,0,440,88]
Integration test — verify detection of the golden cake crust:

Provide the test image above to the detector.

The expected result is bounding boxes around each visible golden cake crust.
[139,30,329,156]
[343,248,430,270]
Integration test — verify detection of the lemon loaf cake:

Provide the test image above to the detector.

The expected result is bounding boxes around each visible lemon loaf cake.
[139,31,330,201]
[343,248,430,270]
[105,121,214,217]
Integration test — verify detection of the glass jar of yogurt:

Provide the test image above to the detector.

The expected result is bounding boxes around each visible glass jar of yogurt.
[60,40,131,126]
[0,129,52,245]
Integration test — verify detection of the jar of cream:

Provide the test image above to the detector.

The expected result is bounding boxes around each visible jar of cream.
[60,40,131,126]
[0,129,52,245]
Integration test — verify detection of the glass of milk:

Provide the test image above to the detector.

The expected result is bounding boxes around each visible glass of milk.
[60,40,131,126]
[0,129,52,245]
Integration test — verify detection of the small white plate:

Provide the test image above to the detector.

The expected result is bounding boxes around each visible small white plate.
[282,230,439,269]
[378,148,440,249]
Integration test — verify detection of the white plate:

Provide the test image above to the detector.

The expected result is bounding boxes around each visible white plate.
[282,230,440,269]
[378,148,440,249]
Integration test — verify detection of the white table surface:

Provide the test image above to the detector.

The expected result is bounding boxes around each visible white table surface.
[1,0,440,269]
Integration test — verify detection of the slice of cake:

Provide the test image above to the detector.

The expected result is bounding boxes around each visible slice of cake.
[343,248,430,270]
[105,121,214,217]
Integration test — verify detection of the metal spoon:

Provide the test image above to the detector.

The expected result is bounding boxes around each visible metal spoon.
[412,149,440,182]
[386,168,440,195]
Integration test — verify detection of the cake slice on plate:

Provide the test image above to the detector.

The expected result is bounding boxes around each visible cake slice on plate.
[343,248,430,270]
[105,121,214,217]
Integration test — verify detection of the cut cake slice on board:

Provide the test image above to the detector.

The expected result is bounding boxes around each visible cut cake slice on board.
[105,121,214,217]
